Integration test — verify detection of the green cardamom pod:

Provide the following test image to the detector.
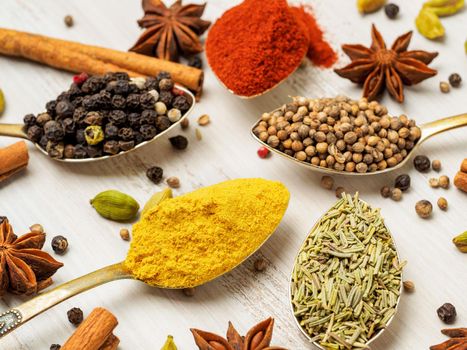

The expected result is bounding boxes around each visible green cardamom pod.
[453,231,467,253]
[161,335,178,350]
[141,188,173,217]
[0,88,5,115]
[90,190,140,221]
[416,8,445,39]
[423,0,464,16]
[85,125,104,145]
[357,0,386,13]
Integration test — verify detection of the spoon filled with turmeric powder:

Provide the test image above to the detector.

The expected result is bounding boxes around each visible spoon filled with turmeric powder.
[0,178,290,338]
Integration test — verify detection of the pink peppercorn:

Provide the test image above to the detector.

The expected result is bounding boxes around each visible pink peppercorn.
[257,147,269,158]
[73,72,89,85]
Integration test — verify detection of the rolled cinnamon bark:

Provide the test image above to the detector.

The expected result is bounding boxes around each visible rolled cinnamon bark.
[0,141,29,182]
[0,28,204,97]
[98,333,120,350]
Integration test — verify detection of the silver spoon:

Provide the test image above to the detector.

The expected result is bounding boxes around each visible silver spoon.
[251,107,467,176]
[0,85,195,163]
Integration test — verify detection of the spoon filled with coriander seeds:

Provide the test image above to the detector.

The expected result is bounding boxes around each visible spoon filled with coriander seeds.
[0,179,290,338]
[252,95,467,175]
[0,72,195,163]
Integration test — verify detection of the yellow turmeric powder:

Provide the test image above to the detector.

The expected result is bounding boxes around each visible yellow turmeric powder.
[124,178,289,288]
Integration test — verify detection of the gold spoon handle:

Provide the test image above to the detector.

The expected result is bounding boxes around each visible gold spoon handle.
[420,113,467,142]
[0,123,28,139]
[0,262,132,338]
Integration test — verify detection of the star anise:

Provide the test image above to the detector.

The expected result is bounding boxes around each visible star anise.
[130,0,211,62]
[334,24,438,103]
[191,318,287,350]
[0,219,63,296]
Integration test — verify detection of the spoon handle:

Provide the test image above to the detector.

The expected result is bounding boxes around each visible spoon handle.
[0,123,28,139]
[420,113,467,142]
[0,262,132,338]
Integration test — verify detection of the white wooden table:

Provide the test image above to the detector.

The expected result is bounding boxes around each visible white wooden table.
[0,1,466,349]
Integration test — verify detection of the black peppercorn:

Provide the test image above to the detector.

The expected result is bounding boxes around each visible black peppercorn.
[73,107,88,126]
[55,100,75,119]
[159,78,174,91]
[384,3,399,18]
[128,113,142,128]
[126,93,142,110]
[23,114,37,126]
[111,94,126,109]
[144,77,159,90]
[140,110,157,125]
[27,125,43,143]
[50,344,61,350]
[75,129,86,144]
[98,91,112,109]
[155,116,171,131]
[158,91,173,106]
[46,141,65,159]
[82,95,98,110]
[68,83,82,98]
[51,235,68,255]
[64,144,75,158]
[86,145,103,158]
[114,72,130,81]
[71,96,84,108]
[112,80,130,95]
[172,95,191,112]
[103,140,120,154]
[140,93,156,109]
[104,124,119,139]
[140,124,158,140]
[36,112,52,126]
[81,76,105,94]
[44,120,65,141]
[448,73,462,87]
[169,135,188,150]
[45,100,57,117]
[146,166,163,184]
[67,307,84,326]
[437,303,457,324]
[413,155,431,172]
[74,144,88,158]
[39,135,48,149]
[118,127,134,141]
[61,118,76,135]
[156,71,171,83]
[108,110,127,126]
[56,91,71,102]
[133,131,144,144]
[188,56,203,69]
[394,174,411,191]
[118,140,135,151]
[84,111,104,126]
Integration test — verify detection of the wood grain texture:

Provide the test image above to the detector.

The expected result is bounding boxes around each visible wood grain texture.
[0,0,466,349]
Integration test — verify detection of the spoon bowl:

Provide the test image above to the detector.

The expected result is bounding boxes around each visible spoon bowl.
[0,85,195,163]
[252,110,467,176]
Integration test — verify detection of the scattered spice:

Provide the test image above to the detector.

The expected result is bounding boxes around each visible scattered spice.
[437,303,457,324]
[430,178,440,188]
[416,0,464,40]
[0,219,63,296]
[437,197,448,210]
[335,25,438,103]
[254,257,267,272]
[395,174,411,191]
[0,88,4,115]
[120,228,130,241]
[195,128,202,141]
[257,147,269,159]
[454,159,467,192]
[414,155,431,172]
[440,81,451,93]
[161,335,178,350]
[381,186,391,198]
[358,0,386,13]
[169,135,188,150]
[439,175,450,189]
[431,327,467,350]
[64,15,74,27]
[335,186,345,198]
[320,176,334,190]
[384,3,400,18]
[197,114,210,126]
[191,318,285,350]
[90,190,140,221]
[30,223,44,233]
[188,56,203,69]
[453,231,467,253]
[449,73,462,87]
[51,235,69,255]
[403,280,415,293]
[291,194,403,348]
[130,0,211,62]
[166,176,180,189]
[124,179,289,288]
[67,307,84,326]
[180,118,189,129]
[415,200,433,218]
[147,166,164,184]
[253,96,422,173]
[432,159,442,171]
[50,345,61,350]
[183,288,195,297]
[0,141,29,183]
[391,188,403,201]
[142,189,173,217]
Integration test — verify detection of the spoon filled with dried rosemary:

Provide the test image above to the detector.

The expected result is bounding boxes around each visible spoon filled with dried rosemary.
[0,179,290,338]
[290,193,404,349]
[252,95,467,176]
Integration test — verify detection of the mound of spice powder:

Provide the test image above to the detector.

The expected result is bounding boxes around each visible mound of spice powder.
[124,178,289,288]
[206,0,308,97]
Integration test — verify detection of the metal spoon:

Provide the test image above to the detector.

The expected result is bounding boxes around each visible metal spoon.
[289,195,402,349]
[0,197,288,338]
[252,110,467,176]
[0,85,195,163]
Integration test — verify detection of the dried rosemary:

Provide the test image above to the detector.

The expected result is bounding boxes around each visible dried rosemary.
[291,193,404,350]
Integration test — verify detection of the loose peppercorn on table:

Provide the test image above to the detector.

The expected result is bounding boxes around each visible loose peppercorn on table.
[0,0,466,349]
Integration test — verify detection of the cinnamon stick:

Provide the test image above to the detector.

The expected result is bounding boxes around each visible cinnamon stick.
[430,338,467,350]
[443,329,467,338]
[0,28,204,97]
[61,307,118,350]
[98,333,120,350]
[0,141,29,182]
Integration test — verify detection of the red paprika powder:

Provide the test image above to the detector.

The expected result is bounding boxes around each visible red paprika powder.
[206,0,308,97]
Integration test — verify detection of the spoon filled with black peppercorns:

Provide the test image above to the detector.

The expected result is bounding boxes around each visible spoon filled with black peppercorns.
[252,95,467,176]
[0,71,195,162]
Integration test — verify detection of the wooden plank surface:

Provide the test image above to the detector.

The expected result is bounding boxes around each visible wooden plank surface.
[0,0,466,349]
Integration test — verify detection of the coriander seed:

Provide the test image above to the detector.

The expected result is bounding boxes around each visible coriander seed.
[437,303,457,324]
[432,159,441,171]
[335,186,345,198]
[120,228,130,241]
[183,288,195,297]
[64,15,74,27]
[403,280,415,293]
[30,223,44,233]
[381,186,391,198]
[167,176,180,188]
[180,118,189,129]
[415,200,433,218]
[440,81,450,93]
[254,257,267,271]
[67,307,83,326]
[51,235,68,255]
[437,197,448,210]
[429,178,440,188]
[320,175,334,190]
[391,188,402,201]
[448,73,462,87]
[439,175,450,189]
